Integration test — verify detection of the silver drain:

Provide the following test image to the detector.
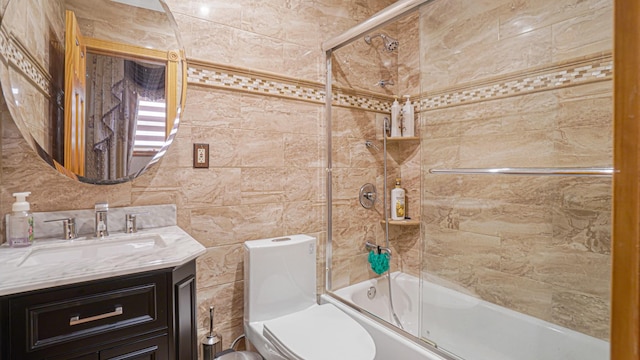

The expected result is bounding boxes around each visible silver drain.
[367,286,377,299]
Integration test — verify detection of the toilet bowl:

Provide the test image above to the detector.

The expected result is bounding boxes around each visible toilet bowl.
[243,234,376,360]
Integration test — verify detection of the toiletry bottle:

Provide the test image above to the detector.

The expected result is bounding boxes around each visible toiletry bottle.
[8,192,34,247]
[402,95,415,137]
[390,178,405,220]
[390,97,402,137]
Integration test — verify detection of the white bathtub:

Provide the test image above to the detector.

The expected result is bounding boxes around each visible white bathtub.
[333,272,610,360]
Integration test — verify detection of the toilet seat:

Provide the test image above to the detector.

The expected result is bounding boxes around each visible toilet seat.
[262,304,376,360]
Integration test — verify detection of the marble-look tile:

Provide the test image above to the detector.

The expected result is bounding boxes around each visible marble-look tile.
[284,168,323,202]
[190,204,284,247]
[420,136,461,168]
[557,94,612,129]
[330,167,377,201]
[283,200,324,234]
[330,256,350,290]
[241,95,320,135]
[552,207,610,254]
[420,6,501,62]
[196,244,244,287]
[558,177,611,212]
[174,13,235,62]
[553,125,612,167]
[332,107,378,140]
[165,0,245,29]
[283,42,322,82]
[459,130,555,168]
[552,290,610,340]
[422,253,479,291]
[67,0,178,49]
[178,168,242,208]
[475,268,554,321]
[459,202,553,238]
[284,134,321,168]
[238,130,284,167]
[551,6,613,62]
[197,280,244,330]
[499,0,610,39]
[183,87,243,129]
[424,226,501,270]
[240,167,286,205]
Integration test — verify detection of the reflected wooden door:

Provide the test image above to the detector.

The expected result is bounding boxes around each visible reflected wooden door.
[64,10,86,176]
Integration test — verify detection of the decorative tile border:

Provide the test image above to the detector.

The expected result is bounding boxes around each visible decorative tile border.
[188,65,325,103]
[418,54,613,111]
[0,28,51,96]
[188,54,612,114]
[187,58,392,113]
[1,32,612,115]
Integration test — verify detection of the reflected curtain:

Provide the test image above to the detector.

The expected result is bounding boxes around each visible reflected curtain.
[85,55,165,180]
[85,54,138,179]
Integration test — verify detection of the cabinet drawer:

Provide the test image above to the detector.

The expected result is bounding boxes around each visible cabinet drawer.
[9,272,168,358]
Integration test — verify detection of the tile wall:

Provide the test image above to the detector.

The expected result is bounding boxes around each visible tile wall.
[419,0,612,340]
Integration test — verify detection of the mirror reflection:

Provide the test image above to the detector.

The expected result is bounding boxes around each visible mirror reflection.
[0,0,186,184]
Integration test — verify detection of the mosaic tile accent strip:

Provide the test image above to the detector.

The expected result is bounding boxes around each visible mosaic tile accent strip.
[1,36,612,116]
[419,55,613,111]
[188,61,393,112]
[188,66,326,104]
[0,29,51,95]
[334,92,391,112]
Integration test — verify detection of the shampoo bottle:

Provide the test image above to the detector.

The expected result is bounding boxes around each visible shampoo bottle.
[402,95,415,137]
[8,192,33,247]
[390,178,406,220]
[390,97,402,137]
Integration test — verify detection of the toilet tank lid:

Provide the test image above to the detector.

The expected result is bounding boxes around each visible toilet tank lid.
[244,234,315,249]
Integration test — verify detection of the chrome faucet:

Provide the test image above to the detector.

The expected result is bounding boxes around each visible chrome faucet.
[44,217,77,240]
[95,202,109,238]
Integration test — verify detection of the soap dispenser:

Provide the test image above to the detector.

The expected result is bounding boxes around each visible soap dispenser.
[390,97,402,138]
[402,95,415,137]
[8,192,34,247]
[390,178,406,220]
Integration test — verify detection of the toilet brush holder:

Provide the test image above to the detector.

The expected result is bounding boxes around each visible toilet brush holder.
[202,306,222,360]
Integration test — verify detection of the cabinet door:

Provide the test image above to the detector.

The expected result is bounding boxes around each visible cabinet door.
[100,334,168,360]
[172,261,197,360]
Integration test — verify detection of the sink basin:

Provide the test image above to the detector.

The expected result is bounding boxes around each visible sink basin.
[18,234,167,267]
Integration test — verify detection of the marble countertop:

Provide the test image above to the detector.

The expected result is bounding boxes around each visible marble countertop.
[0,225,206,296]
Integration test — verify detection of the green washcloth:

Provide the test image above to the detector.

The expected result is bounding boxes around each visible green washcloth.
[368,250,390,275]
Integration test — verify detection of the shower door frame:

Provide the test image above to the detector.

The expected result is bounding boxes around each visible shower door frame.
[322,0,450,357]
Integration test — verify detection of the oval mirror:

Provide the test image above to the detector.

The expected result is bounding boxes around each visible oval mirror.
[0,0,186,184]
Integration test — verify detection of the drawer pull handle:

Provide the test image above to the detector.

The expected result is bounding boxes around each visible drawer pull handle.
[69,306,123,326]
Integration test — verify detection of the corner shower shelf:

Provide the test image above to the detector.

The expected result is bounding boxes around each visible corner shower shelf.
[380,218,420,226]
[428,167,614,177]
[386,136,420,142]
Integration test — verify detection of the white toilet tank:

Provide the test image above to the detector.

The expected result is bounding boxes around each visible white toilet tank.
[244,235,317,324]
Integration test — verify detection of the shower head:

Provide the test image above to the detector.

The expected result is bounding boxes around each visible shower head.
[364,33,399,52]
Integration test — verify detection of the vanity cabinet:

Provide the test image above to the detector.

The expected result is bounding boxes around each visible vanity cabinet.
[0,260,197,360]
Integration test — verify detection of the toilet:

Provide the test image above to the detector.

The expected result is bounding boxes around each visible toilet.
[243,234,376,360]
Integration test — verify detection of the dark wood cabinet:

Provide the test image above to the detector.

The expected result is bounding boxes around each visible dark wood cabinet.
[0,260,196,360]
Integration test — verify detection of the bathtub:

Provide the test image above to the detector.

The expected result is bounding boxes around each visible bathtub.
[331,272,610,360]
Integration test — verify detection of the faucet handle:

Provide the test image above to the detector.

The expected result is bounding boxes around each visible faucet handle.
[125,212,148,233]
[45,218,77,240]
